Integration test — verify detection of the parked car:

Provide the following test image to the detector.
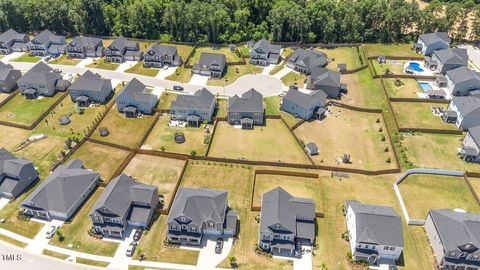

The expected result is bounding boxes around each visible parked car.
[173,85,184,91]
[215,238,224,254]
[133,229,143,241]
[45,225,57,239]
[163,64,169,70]
[53,68,62,73]
[126,241,137,257]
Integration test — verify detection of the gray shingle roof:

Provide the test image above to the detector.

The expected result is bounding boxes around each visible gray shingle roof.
[32,30,65,44]
[468,126,480,147]
[446,66,480,85]
[147,44,177,56]
[260,187,315,236]
[452,95,480,118]
[17,62,57,85]
[21,159,99,215]
[0,148,37,195]
[289,48,327,70]
[167,187,228,226]
[108,36,139,51]
[0,29,29,43]
[69,36,102,48]
[0,62,18,81]
[252,38,281,55]
[198,52,226,68]
[283,89,327,109]
[118,78,155,102]
[70,70,111,93]
[171,88,215,110]
[346,201,403,247]
[309,67,341,87]
[419,32,450,45]
[434,48,469,65]
[228,88,264,113]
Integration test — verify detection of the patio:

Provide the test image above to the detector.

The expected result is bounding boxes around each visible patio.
[403,60,435,76]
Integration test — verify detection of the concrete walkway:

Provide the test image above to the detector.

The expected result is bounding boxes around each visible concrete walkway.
[293,246,313,270]
[155,66,177,80]
[272,66,292,79]
[26,219,64,254]
[261,64,276,75]
[115,61,138,73]
[196,237,233,268]
[0,52,23,63]
[106,227,136,270]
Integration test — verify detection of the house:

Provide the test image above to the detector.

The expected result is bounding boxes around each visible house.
[16,62,70,99]
[104,36,143,63]
[460,125,480,162]
[0,29,30,54]
[90,174,159,238]
[259,187,315,257]
[144,45,182,68]
[306,67,345,98]
[344,201,404,265]
[170,88,216,127]
[66,36,104,59]
[166,187,238,246]
[445,66,480,96]
[228,88,264,129]
[28,30,66,57]
[69,70,113,106]
[0,62,22,93]
[249,38,281,66]
[115,78,157,117]
[425,48,469,74]
[192,52,227,78]
[413,32,450,56]
[287,48,327,74]
[445,91,480,130]
[425,209,480,269]
[20,159,100,221]
[281,88,327,120]
[0,148,38,199]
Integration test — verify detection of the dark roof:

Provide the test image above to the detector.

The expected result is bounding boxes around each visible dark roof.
[306,142,319,154]
[433,48,469,65]
[289,48,327,70]
[419,32,450,45]
[0,148,37,195]
[32,30,65,44]
[346,201,403,247]
[108,36,139,51]
[171,88,215,110]
[0,29,29,43]
[452,95,480,118]
[468,126,480,147]
[70,70,111,93]
[17,62,58,85]
[228,88,264,113]
[69,36,102,48]
[0,62,18,81]
[283,89,327,109]
[309,67,341,87]
[147,44,177,56]
[252,38,281,54]
[118,78,156,102]
[446,66,480,85]
[198,52,226,68]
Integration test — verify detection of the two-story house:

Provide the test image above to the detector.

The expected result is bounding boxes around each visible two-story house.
[249,38,281,66]
[306,67,345,98]
[228,88,264,129]
[287,48,327,75]
[460,125,480,162]
[413,32,450,56]
[0,148,38,199]
[445,66,480,96]
[66,36,104,59]
[104,36,143,63]
[69,70,113,106]
[282,88,327,120]
[90,174,159,238]
[259,187,316,257]
[144,44,182,68]
[166,187,238,246]
[0,62,22,93]
[425,209,480,269]
[28,30,66,57]
[345,201,404,266]
[20,159,100,221]
[192,52,227,78]
[115,78,157,117]
[0,29,30,55]
[445,91,480,130]
[170,88,216,127]
[425,48,469,74]
[16,62,70,99]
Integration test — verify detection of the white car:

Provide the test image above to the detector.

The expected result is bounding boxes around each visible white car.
[126,241,137,257]
[163,65,169,70]
[45,225,57,239]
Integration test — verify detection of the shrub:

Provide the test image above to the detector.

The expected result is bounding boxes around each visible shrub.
[386,157,391,163]
[160,146,165,152]
[378,127,383,132]
[381,135,386,141]
[376,118,380,123]
[384,146,389,152]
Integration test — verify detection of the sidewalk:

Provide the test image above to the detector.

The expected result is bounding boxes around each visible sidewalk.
[26,219,64,254]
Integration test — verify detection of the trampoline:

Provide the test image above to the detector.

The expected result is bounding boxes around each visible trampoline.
[58,116,71,126]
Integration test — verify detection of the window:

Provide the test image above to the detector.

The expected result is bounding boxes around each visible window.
[384,246,389,250]
[365,245,369,249]
[389,247,395,251]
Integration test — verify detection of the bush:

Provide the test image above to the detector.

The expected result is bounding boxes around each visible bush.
[384,146,389,152]
[160,146,165,152]
[381,135,386,141]
[378,127,382,132]
[191,150,197,156]
[386,157,391,163]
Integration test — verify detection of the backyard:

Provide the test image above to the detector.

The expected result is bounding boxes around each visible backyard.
[294,106,396,170]
[48,54,81,66]
[10,53,41,63]
[317,46,365,70]
[143,115,210,155]
[207,64,262,86]
[190,46,242,64]
[208,120,309,164]
[391,102,457,130]
[264,96,300,128]
[339,69,387,109]
[363,43,419,58]
[85,57,120,71]
[280,71,307,87]
[371,59,406,75]
[0,93,11,103]
[383,78,423,98]
[0,125,30,151]
[398,174,480,220]
[165,67,192,83]
[125,61,159,77]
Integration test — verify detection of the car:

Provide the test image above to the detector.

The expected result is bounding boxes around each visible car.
[173,85,184,91]
[126,241,137,257]
[53,68,62,73]
[215,238,223,254]
[133,229,143,241]
[45,225,57,239]
[163,64,169,70]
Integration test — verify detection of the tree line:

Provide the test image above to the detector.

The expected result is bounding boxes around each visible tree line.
[1,0,480,44]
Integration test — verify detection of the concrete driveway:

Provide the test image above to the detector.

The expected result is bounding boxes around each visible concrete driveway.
[262,64,275,75]
[272,66,292,79]
[196,237,233,268]
[458,44,480,71]
[106,227,136,270]
[115,61,138,73]
[155,66,177,79]
[0,52,24,63]
[189,74,209,86]
[26,219,64,254]
[293,246,313,270]
[75,57,97,68]
[0,197,9,211]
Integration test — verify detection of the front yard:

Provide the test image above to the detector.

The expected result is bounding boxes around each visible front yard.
[85,57,120,71]
[208,120,309,164]
[206,64,262,86]
[317,46,365,70]
[264,96,300,128]
[383,78,423,99]
[125,61,159,77]
[165,67,192,83]
[49,54,81,66]
[280,71,307,87]
[190,46,242,64]
[10,53,41,63]
[391,102,457,130]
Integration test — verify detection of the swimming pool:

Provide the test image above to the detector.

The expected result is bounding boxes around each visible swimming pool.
[408,62,424,72]
[418,82,433,92]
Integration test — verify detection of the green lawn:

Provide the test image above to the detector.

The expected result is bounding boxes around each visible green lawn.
[399,174,480,219]
[207,64,263,86]
[49,54,81,66]
[239,45,250,57]
[371,59,406,75]
[165,67,192,83]
[317,46,365,70]
[264,96,300,128]
[190,46,241,64]
[125,61,159,77]
[10,53,41,63]
[76,257,110,268]
[280,72,307,87]
[42,249,70,260]
[0,92,65,126]
[0,234,28,248]
[391,102,457,130]
[85,57,119,71]
[363,43,419,58]
[216,98,228,118]
[158,92,178,110]
[269,61,286,75]
[159,43,194,60]
[383,78,423,99]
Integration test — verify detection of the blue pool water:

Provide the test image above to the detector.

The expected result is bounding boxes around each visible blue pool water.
[419,82,433,92]
[408,62,424,72]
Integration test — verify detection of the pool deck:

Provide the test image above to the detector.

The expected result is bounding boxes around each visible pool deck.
[416,80,452,100]
[403,61,435,76]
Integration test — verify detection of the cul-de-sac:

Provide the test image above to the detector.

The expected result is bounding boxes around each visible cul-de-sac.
[2,1,480,270]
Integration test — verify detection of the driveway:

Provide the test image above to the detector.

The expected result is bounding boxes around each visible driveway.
[115,61,138,73]
[155,66,177,79]
[106,227,136,270]
[272,66,292,79]
[25,219,64,254]
[261,64,276,75]
[293,246,313,270]
[189,74,209,86]
[75,57,96,68]
[196,237,233,268]
[0,197,9,211]
[458,44,480,71]
[0,52,24,63]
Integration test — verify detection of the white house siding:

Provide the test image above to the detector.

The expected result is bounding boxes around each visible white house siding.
[18,78,59,97]
[346,206,358,255]
[463,133,480,162]
[425,214,446,266]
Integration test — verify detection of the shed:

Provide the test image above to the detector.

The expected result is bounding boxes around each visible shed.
[337,63,347,72]
[305,142,319,156]
[377,56,386,64]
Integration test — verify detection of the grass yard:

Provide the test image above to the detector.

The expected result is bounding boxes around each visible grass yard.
[67,142,130,182]
[391,102,457,130]
[0,234,28,248]
[383,78,423,99]
[0,93,11,103]
[158,92,178,110]
[0,92,65,126]
[294,106,395,170]
[363,43,419,58]
[85,57,120,71]
[160,43,194,60]
[91,105,156,148]
[280,71,307,87]
[371,60,406,75]
[42,249,70,260]
[0,125,30,151]
[264,96,300,128]
[469,178,480,198]
[165,67,192,83]
[143,115,209,155]
[125,61,159,77]
[253,174,323,211]
[49,54,81,66]
[317,47,365,70]
[208,120,309,164]
[76,257,110,267]
[10,53,41,63]
[339,69,387,108]
[216,98,228,118]
[50,188,119,257]
[207,64,263,86]
[399,174,480,220]
[122,154,185,208]
[190,46,241,64]
[269,61,286,75]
